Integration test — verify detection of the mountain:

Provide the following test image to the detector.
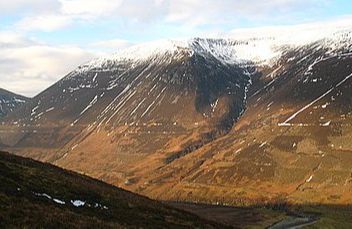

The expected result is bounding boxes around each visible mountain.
[0,151,224,228]
[132,34,352,205]
[0,38,252,165]
[0,88,28,118]
[1,27,352,206]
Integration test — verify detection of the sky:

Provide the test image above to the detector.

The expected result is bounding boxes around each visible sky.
[0,0,351,97]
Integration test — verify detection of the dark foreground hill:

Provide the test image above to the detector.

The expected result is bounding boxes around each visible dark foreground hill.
[0,151,224,228]
[2,151,352,229]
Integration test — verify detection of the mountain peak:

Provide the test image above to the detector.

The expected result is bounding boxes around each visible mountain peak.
[76,37,282,74]
[73,24,352,75]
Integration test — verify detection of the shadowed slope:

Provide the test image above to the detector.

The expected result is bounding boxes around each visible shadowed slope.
[0,88,28,118]
[0,151,225,228]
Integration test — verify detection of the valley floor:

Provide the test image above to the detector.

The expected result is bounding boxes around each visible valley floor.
[168,202,286,228]
[168,202,352,228]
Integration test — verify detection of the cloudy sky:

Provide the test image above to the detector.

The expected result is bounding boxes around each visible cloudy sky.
[0,0,351,97]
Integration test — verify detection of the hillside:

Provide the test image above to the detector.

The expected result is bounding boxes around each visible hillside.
[0,27,352,206]
[123,35,352,205]
[0,151,224,228]
[0,88,28,118]
[2,151,352,228]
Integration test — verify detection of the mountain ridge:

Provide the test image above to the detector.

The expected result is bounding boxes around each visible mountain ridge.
[1,26,352,206]
[75,26,352,73]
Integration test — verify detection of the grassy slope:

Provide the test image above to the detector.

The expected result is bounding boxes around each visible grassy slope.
[1,149,352,228]
[297,205,352,229]
[0,151,225,228]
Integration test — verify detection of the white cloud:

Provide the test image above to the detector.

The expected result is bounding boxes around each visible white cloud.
[0,36,98,97]
[90,39,133,51]
[0,31,33,47]
[165,0,325,26]
[0,0,59,14]
[228,16,352,42]
[59,0,123,17]
[5,0,328,32]
[16,14,72,32]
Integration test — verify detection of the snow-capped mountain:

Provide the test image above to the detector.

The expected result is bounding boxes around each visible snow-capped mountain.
[1,26,352,205]
[77,26,352,71]
[0,88,28,118]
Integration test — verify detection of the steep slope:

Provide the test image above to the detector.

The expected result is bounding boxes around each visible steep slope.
[0,88,28,118]
[1,28,352,206]
[124,32,352,205]
[0,151,224,228]
[0,38,251,175]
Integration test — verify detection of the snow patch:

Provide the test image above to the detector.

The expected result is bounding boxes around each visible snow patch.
[306,175,313,183]
[321,120,331,127]
[80,95,98,116]
[33,192,66,205]
[259,142,267,148]
[71,200,86,207]
[279,72,352,126]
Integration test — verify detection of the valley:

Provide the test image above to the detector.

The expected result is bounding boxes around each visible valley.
[2,150,351,228]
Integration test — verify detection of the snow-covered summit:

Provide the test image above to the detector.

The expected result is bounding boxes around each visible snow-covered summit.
[75,39,191,73]
[75,38,281,73]
[115,39,191,61]
[75,22,352,74]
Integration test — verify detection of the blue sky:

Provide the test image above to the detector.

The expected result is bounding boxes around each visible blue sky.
[0,0,351,96]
